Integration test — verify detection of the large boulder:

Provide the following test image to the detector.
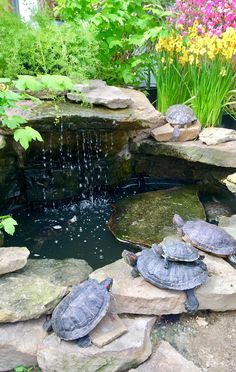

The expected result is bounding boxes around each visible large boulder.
[0,317,47,372]
[109,186,205,246]
[0,247,29,275]
[129,341,201,372]
[0,258,92,322]
[90,254,236,315]
[37,316,156,372]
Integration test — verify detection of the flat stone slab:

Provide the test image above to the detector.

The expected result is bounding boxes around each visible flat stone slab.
[90,254,236,315]
[199,127,236,145]
[68,81,133,109]
[151,122,201,142]
[90,313,127,347]
[0,317,47,372]
[109,186,205,246]
[131,138,236,168]
[37,316,156,372]
[0,247,29,275]
[129,340,201,372]
[0,258,92,322]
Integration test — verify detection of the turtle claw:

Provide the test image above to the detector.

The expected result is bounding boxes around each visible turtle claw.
[77,335,91,348]
[131,266,139,278]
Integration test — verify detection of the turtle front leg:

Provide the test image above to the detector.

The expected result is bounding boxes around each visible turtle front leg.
[77,335,91,348]
[164,257,169,270]
[184,288,199,314]
[43,318,53,332]
[131,265,139,278]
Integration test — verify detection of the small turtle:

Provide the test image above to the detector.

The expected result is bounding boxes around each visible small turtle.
[152,236,200,269]
[165,104,197,140]
[44,278,113,347]
[122,248,208,313]
[173,214,236,263]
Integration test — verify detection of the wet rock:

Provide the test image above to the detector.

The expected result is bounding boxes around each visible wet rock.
[219,214,236,239]
[199,127,236,145]
[0,135,6,149]
[131,138,236,168]
[37,316,156,372]
[204,201,233,223]
[0,258,92,322]
[67,82,133,109]
[0,317,47,372]
[108,186,205,246]
[90,313,127,347]
[151,122,201,142]
[0,247,29,275]
[90,253,236,315]
[129,340,202,372]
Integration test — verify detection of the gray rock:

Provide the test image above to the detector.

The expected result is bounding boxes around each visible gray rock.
[90,253,236,315]
[0,317,47,372]
[0,135,6,149]
[131,138,236,168]
[199,127,236,146]
[0,258,92,322]
[68,85,134,109]
[130,340,202,372]
[90,313,127,347]
[222,172,236,194]
[0,247,29,275]
[219,214,236,239]
[37,316,156,372]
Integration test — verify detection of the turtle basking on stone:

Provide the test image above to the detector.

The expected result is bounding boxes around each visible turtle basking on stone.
[165,104,197,140]
[44,278,113,347]
[152,236,201,269]
[122,248,208,313]
[173,214,236,263]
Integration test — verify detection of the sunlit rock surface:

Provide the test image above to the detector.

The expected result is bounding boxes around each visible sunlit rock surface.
[109,186,205,246]
[0,247,29,275]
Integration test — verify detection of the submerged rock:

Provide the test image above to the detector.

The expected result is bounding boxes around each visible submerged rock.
[90,253,236,315]
[204,201,233,223]
[0,317,47,372]
[129,340,201,372]
[0,258,92,322]
[0,247,29,275]
[109,186,205,246]
[37,316,156,372]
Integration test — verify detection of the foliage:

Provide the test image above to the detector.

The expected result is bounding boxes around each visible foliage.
[0,83,43,149]
[0,215,17,235]
[155,23,236,125]
[14,366,41,372]
[56,0,170,86]
[170,0,236,36]
[14,75,73,93]
[0,9,99,81]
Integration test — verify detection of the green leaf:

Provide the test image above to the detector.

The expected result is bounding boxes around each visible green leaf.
[14,76,44,93]
[0,78,11,83]
[14,126,43,150]
[0,216,17,235]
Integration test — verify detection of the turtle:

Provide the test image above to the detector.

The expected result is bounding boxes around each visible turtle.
[44,277,113,347]
[122,248,208,313]
[173,214,236,263]
[152,235,201,269]
[165,104,197,140]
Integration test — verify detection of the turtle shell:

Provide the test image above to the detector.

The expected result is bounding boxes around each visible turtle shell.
[51,279,110,340]
[183,220,236,256]
[165,104,197,126]
[137,248,208,291]
[161,236,199,262]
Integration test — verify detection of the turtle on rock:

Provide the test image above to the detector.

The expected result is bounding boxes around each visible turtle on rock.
[122,247,208,314]
[44,278,113,347]
[152,236,201,269]
[173,214,236,263]
[165,104,197,140]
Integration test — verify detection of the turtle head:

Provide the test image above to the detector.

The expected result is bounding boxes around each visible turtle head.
[101,277,113,291]
[122,250,138,267]
[173,214,185,228]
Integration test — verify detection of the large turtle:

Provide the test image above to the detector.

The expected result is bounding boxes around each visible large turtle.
[152,235,200,269]
[165,104,197,140]
[173,214,236,263]
[122,248,208,313]
[44,278,113,347]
